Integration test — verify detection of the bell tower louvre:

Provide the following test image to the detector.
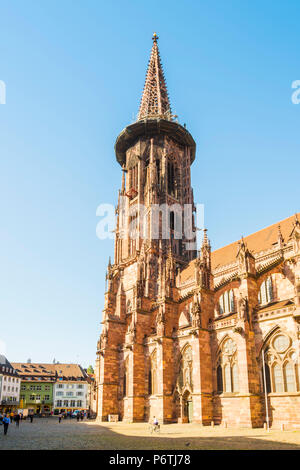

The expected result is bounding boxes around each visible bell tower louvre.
[95,34,300,429]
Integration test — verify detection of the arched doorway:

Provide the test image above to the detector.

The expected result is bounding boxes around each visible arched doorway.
[183,391,193,423]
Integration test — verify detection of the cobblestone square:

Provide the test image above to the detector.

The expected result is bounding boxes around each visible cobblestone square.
[0,418,300,450]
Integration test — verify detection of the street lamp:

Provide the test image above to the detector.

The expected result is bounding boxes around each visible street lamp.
[262,349,270,432]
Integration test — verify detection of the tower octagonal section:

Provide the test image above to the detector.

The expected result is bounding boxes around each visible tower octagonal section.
[115,118,196,167]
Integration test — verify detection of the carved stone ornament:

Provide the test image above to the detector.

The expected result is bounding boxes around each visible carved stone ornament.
[191,301,201,328]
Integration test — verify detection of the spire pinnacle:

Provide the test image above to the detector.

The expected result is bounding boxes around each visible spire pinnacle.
[138,34,172,121]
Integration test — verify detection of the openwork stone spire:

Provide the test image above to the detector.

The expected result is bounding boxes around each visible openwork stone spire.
[138,33,172,121]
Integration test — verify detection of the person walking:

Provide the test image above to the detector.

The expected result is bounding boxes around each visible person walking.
[80,412,84,421]
[58,413,62,424]
[15,413,21,428]
[153,416,159,432]
[76,413,80,422]
[3,414,10,435]
[29,413,33,423]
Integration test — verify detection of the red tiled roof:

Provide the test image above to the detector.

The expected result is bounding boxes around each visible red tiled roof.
[180,213,299,282]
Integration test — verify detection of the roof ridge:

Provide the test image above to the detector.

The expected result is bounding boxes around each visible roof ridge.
[212,212,300,255]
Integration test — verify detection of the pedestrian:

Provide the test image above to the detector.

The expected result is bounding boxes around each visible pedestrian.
[80,412,83,421]
[58,413,62,423]
[153,416,159,432]
[15,413,21,427]
[3,414,10,435]
[77,413,80,422]
[29,413,33,423]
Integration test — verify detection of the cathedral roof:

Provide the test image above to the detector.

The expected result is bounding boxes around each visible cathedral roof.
[180,212,300,281]
[211,213,300,270]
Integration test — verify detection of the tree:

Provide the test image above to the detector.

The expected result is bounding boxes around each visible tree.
[87,365,94,375]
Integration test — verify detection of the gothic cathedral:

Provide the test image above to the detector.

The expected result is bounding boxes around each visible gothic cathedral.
[95,35,300,428]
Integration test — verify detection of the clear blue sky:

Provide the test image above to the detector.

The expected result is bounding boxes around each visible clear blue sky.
[0,0,299,367]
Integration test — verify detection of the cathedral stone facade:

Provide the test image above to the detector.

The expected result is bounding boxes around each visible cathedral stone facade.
[95,35,300,429]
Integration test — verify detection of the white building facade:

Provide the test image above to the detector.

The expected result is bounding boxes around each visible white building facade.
[53,380,88,412]
[0,356,21,412]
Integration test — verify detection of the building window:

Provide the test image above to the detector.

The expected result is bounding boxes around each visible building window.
[77,400,82,407]
[261,332,298,393]
[30,395,35,401]
[259,276,274,305]
[273,363,284,392]
[44,395,50,401]
[70,400,76,407]
[217,338,239,393]
[284,362,296,392]
[167,159,177,197]
[56,400,62,407]
[218,290,235,315]
[217,365,223,393]
[63,400,68,407]
[232,363,239,392]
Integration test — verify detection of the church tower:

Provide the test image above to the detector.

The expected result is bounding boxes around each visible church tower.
[95,34,203,423]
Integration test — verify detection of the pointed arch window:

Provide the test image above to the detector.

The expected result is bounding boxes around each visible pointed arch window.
[224,364,232,393]
[262,362,271,393]
[217,364,223,393]
[130,164,138,192]
[261,332,298,393]
[219,290,235,315]
[156,159,160,182]
[148,369,152,395]
[273,364,284,393]
[284,362,296,392]
[232,363,239,392]
[259,276,274,305]
[168,160,176,196]
[216,338,239,393]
